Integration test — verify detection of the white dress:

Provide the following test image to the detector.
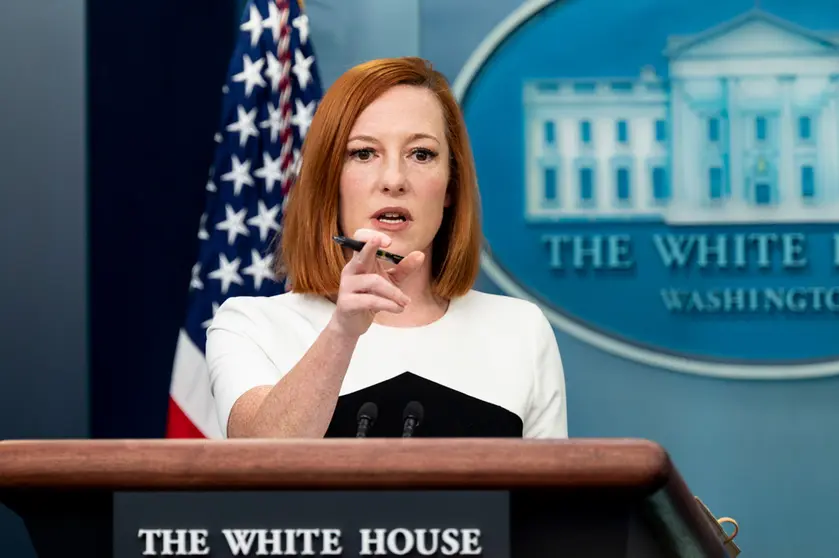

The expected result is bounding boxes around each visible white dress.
[206,289,568,439]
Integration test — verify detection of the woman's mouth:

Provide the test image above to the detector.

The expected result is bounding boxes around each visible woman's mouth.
[371,207,412,232]
[377,212,407,224]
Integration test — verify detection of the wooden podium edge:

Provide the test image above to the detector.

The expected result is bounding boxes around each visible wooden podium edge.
[0,438,670,489]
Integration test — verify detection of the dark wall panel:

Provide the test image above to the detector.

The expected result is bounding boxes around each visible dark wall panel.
[88,0,238,437]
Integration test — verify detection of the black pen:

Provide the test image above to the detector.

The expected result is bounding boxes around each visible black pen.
[332,235,404,264]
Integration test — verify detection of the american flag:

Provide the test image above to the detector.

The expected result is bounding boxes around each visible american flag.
[166,0,323,438]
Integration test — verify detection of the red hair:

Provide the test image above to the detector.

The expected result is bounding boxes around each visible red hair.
[276,57,482,299]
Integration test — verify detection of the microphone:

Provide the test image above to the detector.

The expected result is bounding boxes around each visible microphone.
[355,402,378,438]
[401,401,424,438]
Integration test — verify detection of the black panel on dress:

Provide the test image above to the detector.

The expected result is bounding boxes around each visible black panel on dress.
[324,372,524,438]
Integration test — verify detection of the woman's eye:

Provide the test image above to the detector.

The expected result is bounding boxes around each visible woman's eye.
[411,148,438,162]
[349,148,375,161]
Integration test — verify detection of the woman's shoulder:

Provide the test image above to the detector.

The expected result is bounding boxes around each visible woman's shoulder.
[453,290,557,352]
[209,291,334,334]
[456,290,549,326]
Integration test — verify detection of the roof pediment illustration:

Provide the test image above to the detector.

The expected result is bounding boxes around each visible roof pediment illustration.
[664,9,839,59]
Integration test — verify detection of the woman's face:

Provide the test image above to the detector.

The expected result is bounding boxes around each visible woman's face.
[338,84,451,259]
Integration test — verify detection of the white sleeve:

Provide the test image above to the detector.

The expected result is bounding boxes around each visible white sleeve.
[522,309,568,439]
[205,297,306,437]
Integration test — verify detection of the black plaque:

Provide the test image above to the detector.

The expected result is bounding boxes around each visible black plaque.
[113,491,509,558]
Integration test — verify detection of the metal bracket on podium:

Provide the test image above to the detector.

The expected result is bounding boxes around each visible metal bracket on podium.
[695,497,741,557]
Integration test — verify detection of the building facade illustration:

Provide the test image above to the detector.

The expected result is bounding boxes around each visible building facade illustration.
[523,9,839,224]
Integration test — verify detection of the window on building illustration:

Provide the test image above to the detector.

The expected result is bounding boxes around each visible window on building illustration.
[544,121,555,146]
[543,167,558,203]
[616,167,630,201]
[580,120,592,144]
[708,118,719,142]
[574,82,596,93]
[755,182,771,205]
[755,116,767,142]
[655,119,666,142]
[579,167,594,202]
[616,120,628,143]
[709,167,722,199]
[798,116,811,141]
[652,167,668,201]
[801,165,815,198]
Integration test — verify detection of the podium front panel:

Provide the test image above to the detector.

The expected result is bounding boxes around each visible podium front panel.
[2,487,711,558]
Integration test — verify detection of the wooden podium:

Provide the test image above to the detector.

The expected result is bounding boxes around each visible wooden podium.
[0,438,731,557]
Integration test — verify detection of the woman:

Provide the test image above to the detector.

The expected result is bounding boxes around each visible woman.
[206,56,567,439]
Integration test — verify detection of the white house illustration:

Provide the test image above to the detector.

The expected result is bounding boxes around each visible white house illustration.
[523,8,839,224]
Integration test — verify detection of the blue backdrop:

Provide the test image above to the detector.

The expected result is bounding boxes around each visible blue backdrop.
[1,0,834,556]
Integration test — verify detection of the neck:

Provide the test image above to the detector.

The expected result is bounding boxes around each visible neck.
[374,254,448,327]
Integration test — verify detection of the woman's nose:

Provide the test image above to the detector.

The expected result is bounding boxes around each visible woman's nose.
[379,157,407,193]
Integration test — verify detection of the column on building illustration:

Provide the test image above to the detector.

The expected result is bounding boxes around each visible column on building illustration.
[833,75,839,203]
[796,100,818,205]
[649,116,670,206]
[611,117,632,208]
[576,117,597,209]
[820,75,839,204]
[724,77,745,209]
[748,107,779,207]
[778,75,796,208]
[668,80,686,213]
[705,102,729,207]
[541,118,560,208]
[743,87,765,210]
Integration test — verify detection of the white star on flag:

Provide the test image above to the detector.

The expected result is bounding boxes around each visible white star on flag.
[221,154,254,196]
[197,213,209,240]
[264,52,283,91]
[208,253,244,295]
[293,49,315,90]
[201,302,221,329]
[259,101,283,142]
[292,14,309,44]
[190,263,203,291]
[291,98,315,138]
[215,204,250,245]
[232,54,267,98]
[254,152,283,193]
[247,199,281,241]
[243,249,275,290]
[263,0,282,43]
[240,4,265,47]
[226,105,259,147]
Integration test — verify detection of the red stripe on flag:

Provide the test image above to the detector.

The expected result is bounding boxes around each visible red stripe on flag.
[166,396,207,438]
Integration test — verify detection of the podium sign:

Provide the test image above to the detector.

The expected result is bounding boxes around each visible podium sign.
[116,491,508,558]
